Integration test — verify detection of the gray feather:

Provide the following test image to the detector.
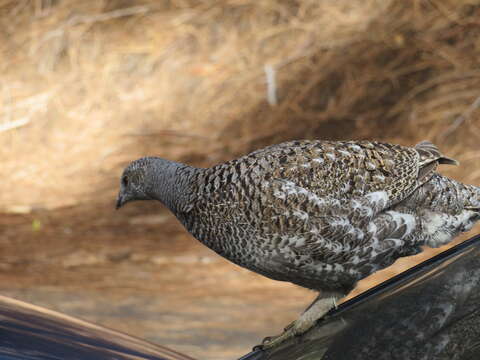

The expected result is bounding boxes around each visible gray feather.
[117,140,480,295]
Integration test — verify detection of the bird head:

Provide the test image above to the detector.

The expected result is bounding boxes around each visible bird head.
[116,157,153,209]
[116,157,189,211]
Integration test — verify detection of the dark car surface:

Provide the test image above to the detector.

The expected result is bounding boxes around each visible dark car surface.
[0,294,195,360]
[241,234,480,360]
[1,235,480,360]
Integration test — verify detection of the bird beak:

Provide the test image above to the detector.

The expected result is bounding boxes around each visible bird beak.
[116,194,124,210]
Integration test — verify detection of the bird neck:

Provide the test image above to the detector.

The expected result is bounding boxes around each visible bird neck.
[147,158,198,214]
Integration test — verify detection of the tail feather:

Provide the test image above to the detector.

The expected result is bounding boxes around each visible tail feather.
[438,157,459,166]
[418,174,479,212]
[452,179,480,211]
[415,141,459,166]
[415,175,480,248]
[464,183,480,211]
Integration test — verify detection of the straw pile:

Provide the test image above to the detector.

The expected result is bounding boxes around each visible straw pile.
[1,0,479,210]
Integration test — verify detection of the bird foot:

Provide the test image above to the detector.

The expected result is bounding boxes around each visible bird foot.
[255,296,339,350]
[259,318,310,349]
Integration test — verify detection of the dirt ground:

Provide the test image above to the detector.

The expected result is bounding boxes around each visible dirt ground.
[1,199,478,360]
[0,201,310,360]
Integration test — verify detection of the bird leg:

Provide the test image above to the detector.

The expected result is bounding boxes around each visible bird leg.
[260,292,342,350]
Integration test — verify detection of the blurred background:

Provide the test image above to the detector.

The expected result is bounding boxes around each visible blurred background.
[1,0,480,359]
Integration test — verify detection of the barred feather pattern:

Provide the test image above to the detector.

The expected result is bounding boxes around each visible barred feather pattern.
[175,140,480,294]
[121,140,480,295]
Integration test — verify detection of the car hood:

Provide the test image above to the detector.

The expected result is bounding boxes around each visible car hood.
[242,234,480,360]
[0,295,195,360]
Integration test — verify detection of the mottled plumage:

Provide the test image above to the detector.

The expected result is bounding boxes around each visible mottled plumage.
[116,140,480,348]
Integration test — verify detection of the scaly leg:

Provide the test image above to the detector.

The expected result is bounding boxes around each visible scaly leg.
[260,292,342,349]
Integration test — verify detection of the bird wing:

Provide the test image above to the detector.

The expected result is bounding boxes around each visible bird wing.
[197,140,456,253]
[201,140,456,227]
[245,140,454,261]
[250,140,456,209]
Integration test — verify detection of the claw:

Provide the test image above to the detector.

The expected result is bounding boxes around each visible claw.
[252,343,265,352]
[283,320,295,332]
[261,336,274,344]
[254,294,343,350]
[255,321,302,350]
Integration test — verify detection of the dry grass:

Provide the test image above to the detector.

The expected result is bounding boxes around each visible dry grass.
[1,0,480,211]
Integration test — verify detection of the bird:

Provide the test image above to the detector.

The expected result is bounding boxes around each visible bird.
[116,139,480,349]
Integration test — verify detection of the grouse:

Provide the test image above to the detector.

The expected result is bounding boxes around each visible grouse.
[116,140,480,348]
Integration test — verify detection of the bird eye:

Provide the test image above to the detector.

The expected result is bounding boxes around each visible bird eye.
[122,176,129,186]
